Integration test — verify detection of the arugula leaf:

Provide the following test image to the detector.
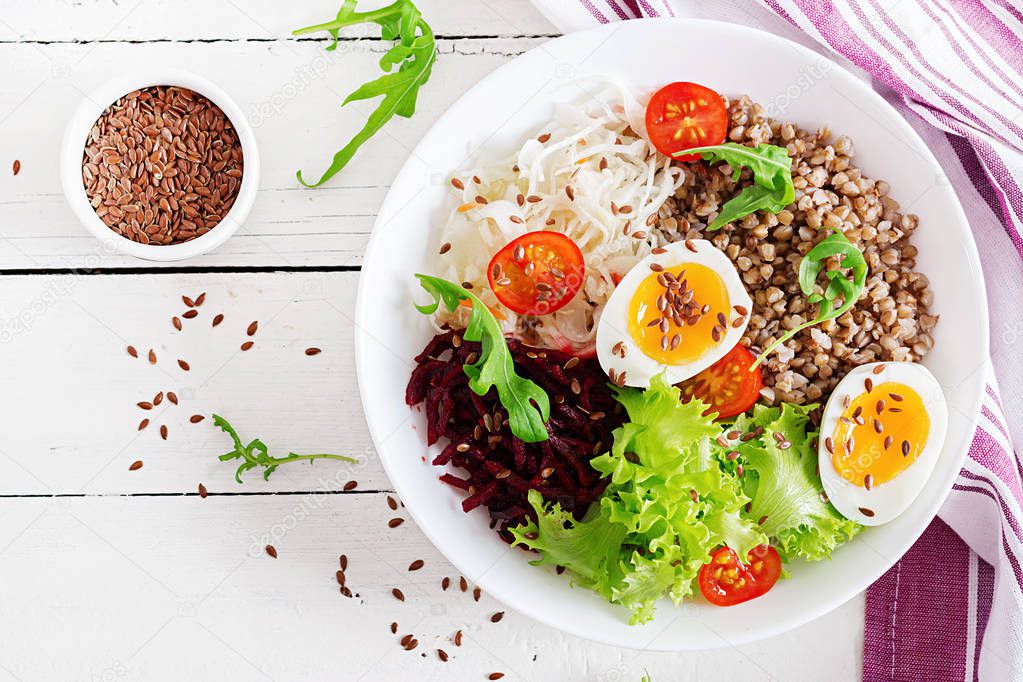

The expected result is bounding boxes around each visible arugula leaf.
[714,404,861,560]
[413,274,550,443]
[294,0,436,187]
[677,142,795,231]
[213,414,357,483]
[753,229,868,367]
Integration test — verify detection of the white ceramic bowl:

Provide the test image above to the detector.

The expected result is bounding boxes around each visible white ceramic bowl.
[355,19,988,649]
[59,69,259,261]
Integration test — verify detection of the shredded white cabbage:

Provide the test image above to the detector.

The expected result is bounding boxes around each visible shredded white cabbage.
[433,83,685,355]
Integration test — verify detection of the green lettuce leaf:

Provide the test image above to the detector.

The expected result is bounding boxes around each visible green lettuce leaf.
[512,375,765,623]
[717,403,861,561]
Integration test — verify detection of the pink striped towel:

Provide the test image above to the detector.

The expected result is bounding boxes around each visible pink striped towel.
[531,0,1023,678]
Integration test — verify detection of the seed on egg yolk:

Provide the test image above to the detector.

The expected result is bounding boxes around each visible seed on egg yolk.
[830,381,929,488]
[626,262,730,364]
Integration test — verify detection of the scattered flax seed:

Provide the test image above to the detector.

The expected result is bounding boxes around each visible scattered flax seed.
[343,480,358,491]
[240,341,254,351]
[459,576,468,592]
[473,586,481,602]
[442,576,451,590]
[858,507,876,518]
[177,359,190,370]
[138,419,149,431]
[340,554,348,571]
[154,391,163,406]
[437,649,449,662]
[488,674,505,680]
[390,622,398,634]
[537,132,551,143]
[386,496,399,511]
[212,314,224,327]
[684,239,698,253]
[454,630,463,647]
[127,345,138,358]
[408,559,425,571]
[864,378,874,393]
[901,440,911,457]
[565,185,575,201]
[490,611,504,623]
[758,515,769,525]
[389,518,404,528]
[246,321,258,336]
[340,586,353,598]
[183,295,196,307]
[302,347,322,357]
[889,392,904,402]
[167,392,178,405]
[198,483,207,498]
[129,460,143,471]
[864,474,874,491]
[160,425,168,440]
[189,414,205,423]
[401,634,413,647]
[405,638,419,651]
[195,293,206,307]
[439,242,452,255]
[138,401,153,410]
[12,160,21,176]
[182,310,198,319]
[872,364,885,375]
[265,545,277,558]
[475,195,488,205]
[451,178,464,190]
[336,571,345,586]
[148,349,157,364]
[392,588,405,602]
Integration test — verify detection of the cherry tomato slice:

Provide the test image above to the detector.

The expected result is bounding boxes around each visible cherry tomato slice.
[645,82,728,161]
[679,343,763,419]
[487,232,585,316]
[698,545,782,607]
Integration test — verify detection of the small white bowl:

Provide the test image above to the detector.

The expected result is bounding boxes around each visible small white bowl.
[60,69,260,261]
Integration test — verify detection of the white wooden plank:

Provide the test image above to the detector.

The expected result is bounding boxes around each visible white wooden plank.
[0,37,547,269]
[0,0,558,42]
[0,494,862,681]
[0,271,398,495]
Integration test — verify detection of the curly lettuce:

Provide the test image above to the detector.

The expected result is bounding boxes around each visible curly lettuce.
[718,403,861,561]
[511,376,861,624]
[511,375,764,624]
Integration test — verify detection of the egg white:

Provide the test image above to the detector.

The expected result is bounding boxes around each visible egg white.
[595,240,753,388]
[818,361,948,526]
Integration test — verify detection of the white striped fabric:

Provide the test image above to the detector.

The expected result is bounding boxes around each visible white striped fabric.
[530,0,1023,678]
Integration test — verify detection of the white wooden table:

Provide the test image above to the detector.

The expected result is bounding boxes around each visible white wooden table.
[0,2,862,679]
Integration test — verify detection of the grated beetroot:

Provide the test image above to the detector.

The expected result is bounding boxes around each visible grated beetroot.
[406,329,622,539]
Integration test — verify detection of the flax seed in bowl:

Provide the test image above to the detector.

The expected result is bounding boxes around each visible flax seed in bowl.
[60,70,259,261]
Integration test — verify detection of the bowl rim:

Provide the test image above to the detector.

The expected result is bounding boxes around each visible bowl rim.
[59,68,260,262]
[355,17,989,649]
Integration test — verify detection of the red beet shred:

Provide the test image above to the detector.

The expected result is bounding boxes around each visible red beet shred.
[406,329,622,538]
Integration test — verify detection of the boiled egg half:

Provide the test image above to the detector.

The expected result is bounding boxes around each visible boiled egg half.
[596,240,753,387]
[818,361,948,526]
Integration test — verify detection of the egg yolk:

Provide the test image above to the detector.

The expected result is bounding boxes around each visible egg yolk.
[829,381,929,488]
[626,262,731,365]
